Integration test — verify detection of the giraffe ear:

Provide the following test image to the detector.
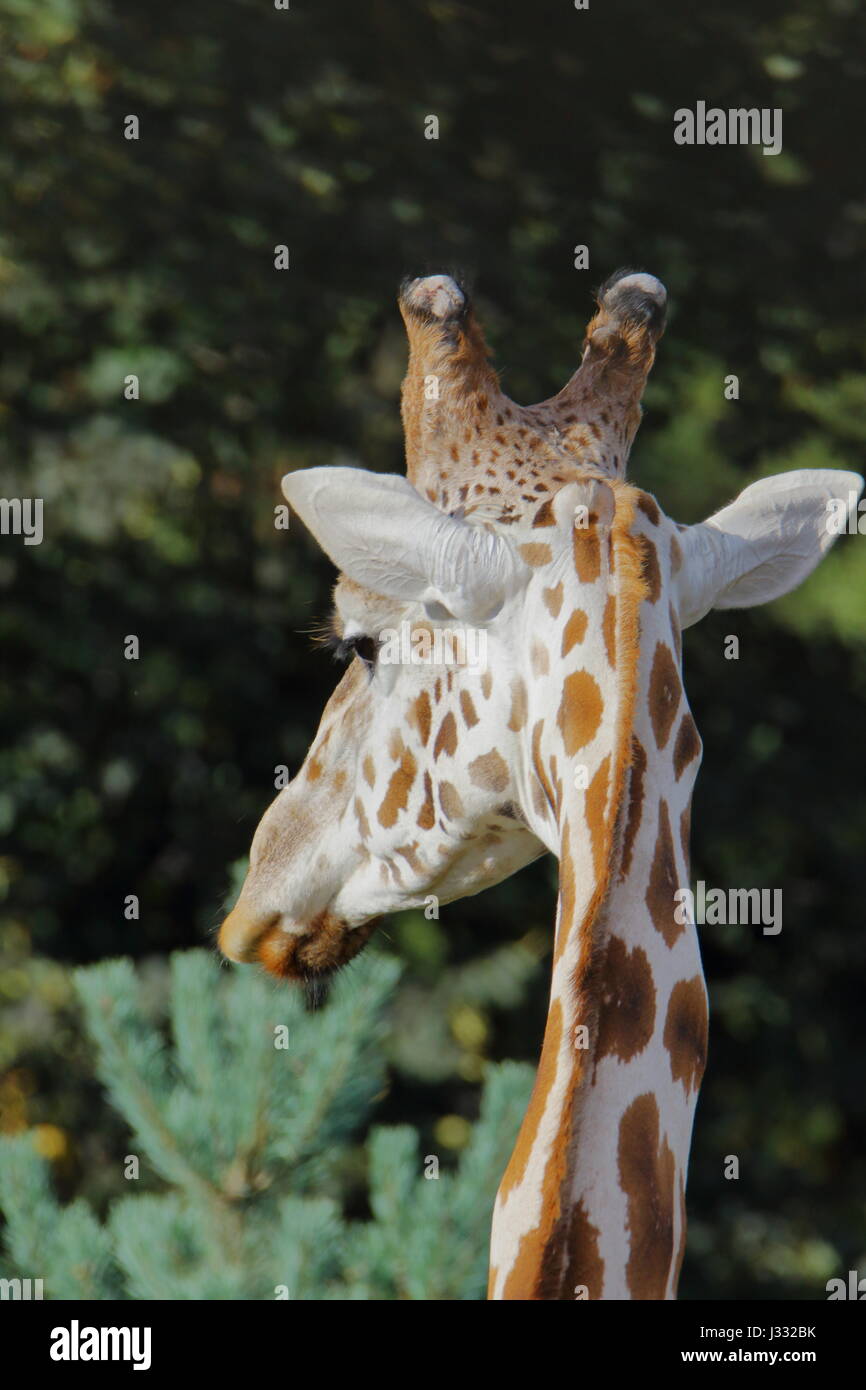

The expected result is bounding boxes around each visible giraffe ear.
[281,467,526,623]
[675,470,864,629]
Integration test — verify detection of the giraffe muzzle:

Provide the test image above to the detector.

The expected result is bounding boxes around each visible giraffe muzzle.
[218,904,379,983]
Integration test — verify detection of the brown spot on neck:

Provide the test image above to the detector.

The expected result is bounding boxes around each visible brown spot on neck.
[636,491,660,526]
[619,735,647,881]
[673,711,701,780]
[520,541,553,567]
[433,711,458,759]
[585,754,611,880]
[469,748,509,794]
[417,771,436,829]
[411,691,432,746]
[663,976,708,1094]
[601,593,616,667]
[557,670,603,755]
[531,638,550,677]
[532,497,557,528]
[561,607,588,657]
[618,1093,677,1300]
[459,689,479,728]
[648,642,681,750]
[537,1198,605,1301]
[645,799,684,947]
[543,582,564,618]
[377,747,417,828]
[507,676,528,732]
[438,780,464,819]
[637,534,661,604]
[572,527,601,583]
[595,935,656,1068]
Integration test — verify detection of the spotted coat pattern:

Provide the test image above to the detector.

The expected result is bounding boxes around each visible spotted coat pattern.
[220,271,709,1301]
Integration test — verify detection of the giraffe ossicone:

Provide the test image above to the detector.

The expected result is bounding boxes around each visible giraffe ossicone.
[219,270,862,1299]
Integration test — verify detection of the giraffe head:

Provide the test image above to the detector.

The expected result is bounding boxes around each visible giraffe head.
[218,271,860,995]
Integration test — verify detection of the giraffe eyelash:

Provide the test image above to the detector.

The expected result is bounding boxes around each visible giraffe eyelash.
[315,628,352,663]
[306,612,366,666]
[306,611,343,652]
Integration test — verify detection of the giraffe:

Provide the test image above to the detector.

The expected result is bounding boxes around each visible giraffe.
[218,270,862,1299]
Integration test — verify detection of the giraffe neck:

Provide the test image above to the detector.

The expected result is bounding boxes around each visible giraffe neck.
[490,496,707,1300]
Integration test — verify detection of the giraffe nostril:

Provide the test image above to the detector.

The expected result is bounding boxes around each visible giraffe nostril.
[218,907,280,964]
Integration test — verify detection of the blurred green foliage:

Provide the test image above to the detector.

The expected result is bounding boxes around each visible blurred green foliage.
[0,0,864,1298]
[0,950,534,1298]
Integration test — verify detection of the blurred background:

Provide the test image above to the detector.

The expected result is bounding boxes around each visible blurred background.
[1,0,864,1298]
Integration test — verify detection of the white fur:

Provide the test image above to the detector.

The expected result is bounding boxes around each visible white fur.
[282,467,528,623]
[676,469,864,628]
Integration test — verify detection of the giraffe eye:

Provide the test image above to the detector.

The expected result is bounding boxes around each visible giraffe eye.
[351,634,378,667]
[335,633,378,668]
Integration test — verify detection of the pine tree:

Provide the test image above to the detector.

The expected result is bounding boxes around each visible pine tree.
[0,949,532,1300]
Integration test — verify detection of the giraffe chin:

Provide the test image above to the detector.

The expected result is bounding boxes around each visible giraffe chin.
[255,912,379,984]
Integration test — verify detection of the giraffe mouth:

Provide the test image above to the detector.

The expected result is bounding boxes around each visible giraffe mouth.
[255,911,380,984]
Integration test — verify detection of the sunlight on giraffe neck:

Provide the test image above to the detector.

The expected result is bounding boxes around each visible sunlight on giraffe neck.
[489,485,707,1301]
